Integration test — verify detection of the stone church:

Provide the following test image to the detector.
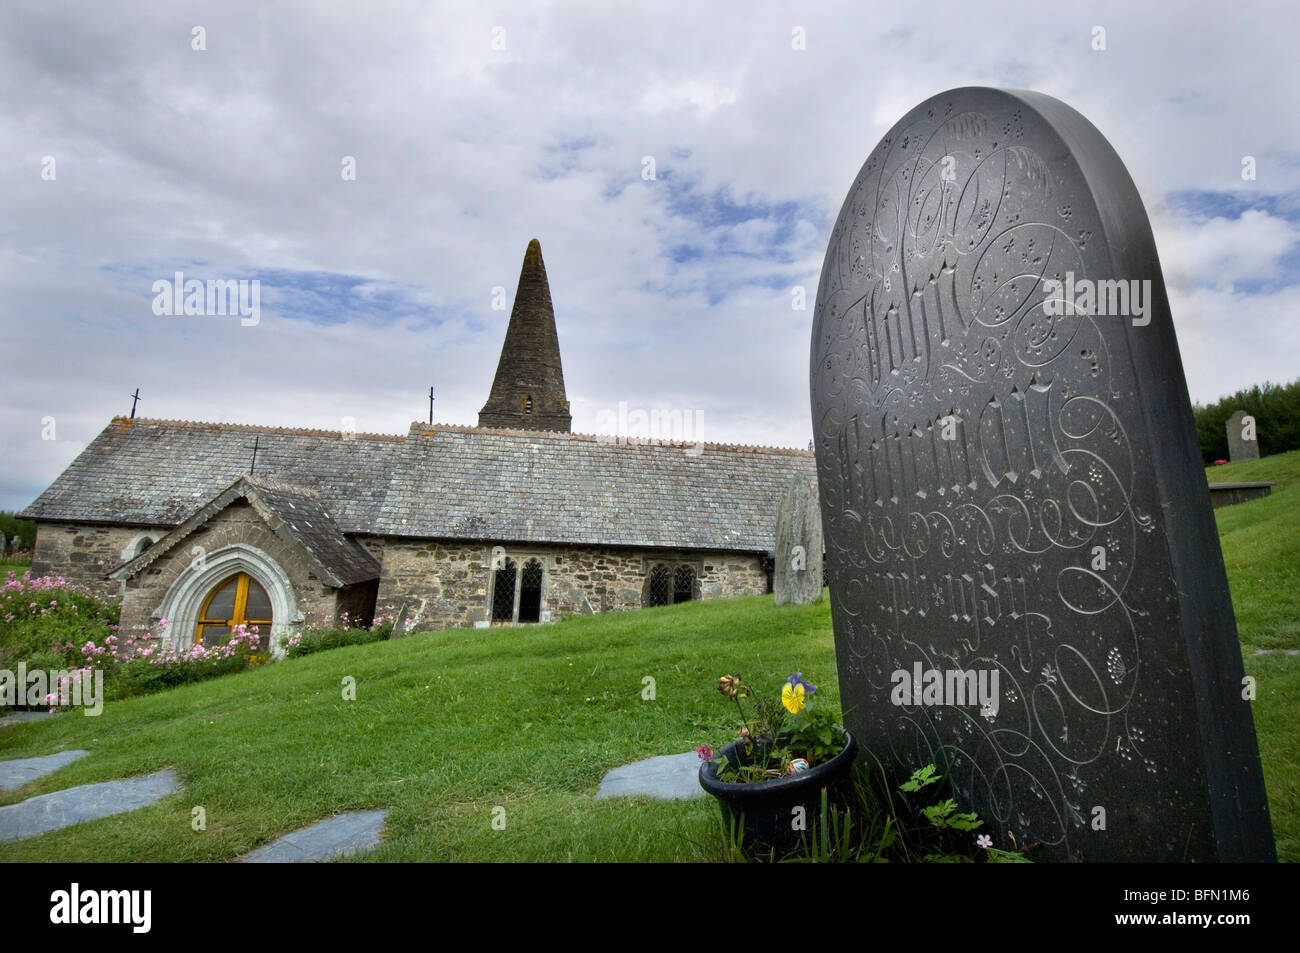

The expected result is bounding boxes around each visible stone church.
[22,240,815,654]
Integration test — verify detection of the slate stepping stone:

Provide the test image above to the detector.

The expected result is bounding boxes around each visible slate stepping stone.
[239,810,388,863]
[0,711,58,729]
[0,769,180,842]
[596,751,704,801]
[0,749,89,791]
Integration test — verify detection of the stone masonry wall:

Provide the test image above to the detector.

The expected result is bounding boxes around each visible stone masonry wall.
[375,539,770,631]
[31,522,172,600]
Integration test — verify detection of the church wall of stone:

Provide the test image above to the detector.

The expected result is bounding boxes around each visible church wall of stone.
[116,502,342,639]
[374,539,769,630]
[31,522,171,600]
[698,554,770,601]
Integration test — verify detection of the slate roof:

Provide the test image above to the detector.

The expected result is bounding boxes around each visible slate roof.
[109,475,380,587]
[22,418,403,532]
[25,417,817,554]
[379,424,815,551]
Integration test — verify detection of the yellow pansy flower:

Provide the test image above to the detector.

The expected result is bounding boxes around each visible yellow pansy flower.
[782,681,806,714]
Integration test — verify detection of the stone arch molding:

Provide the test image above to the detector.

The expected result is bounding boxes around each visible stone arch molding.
[120,531,160,563]
[153,543,302,659]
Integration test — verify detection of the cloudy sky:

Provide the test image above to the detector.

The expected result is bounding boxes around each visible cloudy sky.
[2,0,1298,512]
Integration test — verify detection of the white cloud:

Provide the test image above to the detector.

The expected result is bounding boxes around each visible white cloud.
[2,0,1299,510]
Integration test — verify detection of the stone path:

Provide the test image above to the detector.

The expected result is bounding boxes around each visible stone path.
[596,751,704,801]
[0,769,180,842]
[0,750,89,791]
[239,810,388,862]
[1254,649,1300,656]
[0,711,58,729]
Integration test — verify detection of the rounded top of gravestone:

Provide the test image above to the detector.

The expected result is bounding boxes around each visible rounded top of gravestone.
[815,87,1166,354]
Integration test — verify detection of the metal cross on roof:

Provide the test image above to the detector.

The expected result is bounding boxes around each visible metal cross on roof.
[246,434,262,475]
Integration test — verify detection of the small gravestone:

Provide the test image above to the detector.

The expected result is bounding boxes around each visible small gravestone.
[773,474,824,605]
[811,87,1273,862]
[390,602,410,638]
[1227,410,1260,462]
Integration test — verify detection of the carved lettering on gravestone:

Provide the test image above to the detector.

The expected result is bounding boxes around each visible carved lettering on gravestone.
[774,474,824,606]
[811,87,1273,862]
[1226,409,1260,462]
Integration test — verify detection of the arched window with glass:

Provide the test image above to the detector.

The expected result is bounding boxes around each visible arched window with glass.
[196,572,272,650]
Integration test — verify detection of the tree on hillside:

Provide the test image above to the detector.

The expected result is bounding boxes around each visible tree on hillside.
[1192,378,1300,464]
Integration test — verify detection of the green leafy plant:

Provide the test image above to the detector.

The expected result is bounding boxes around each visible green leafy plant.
[749,757,1035,863]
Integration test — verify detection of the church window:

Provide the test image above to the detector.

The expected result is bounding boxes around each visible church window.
[519,559,543,622]
[196,572,272,650]
[133,536,154,559]
[646,565,672,607]
[673,566,697,603]
[491,558,517,622]
[644,562,699,608]
[522,394,534,414]
[489,555,546,623]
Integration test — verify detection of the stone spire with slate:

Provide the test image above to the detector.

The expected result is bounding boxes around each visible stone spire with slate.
[478,239,572,432]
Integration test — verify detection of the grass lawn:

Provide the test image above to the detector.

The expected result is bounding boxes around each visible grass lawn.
[0,454,1295,862]
[1209,450,1300,861]
[0,595,837,861]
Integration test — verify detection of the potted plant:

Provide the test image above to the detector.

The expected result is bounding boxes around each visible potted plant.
[697,672,858,859]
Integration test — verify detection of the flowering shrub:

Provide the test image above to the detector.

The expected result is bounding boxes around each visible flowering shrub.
[0,572,120,685]
[1,570,269,709]
[284,611,408,659]
[109,623,264,697]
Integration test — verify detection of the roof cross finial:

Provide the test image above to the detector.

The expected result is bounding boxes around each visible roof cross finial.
[129,388,141,419]
[246,434,262,475]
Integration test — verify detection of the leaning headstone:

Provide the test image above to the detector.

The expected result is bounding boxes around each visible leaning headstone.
[811,87,1273,862]
[773,474,824,605]
[390,602,410,638]
[1227,410,1260,462]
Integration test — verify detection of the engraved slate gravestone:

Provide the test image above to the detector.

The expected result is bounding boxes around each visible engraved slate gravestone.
[811,87,1273,861]
[1227,410,1260,462]
[774,474,824,606]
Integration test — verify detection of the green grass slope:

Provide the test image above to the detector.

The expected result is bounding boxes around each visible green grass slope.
[1209,450,1300,861]
[0,596,835,862]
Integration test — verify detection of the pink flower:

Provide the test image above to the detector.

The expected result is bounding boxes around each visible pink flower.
[976,834,992,849]
[695,744,714,761]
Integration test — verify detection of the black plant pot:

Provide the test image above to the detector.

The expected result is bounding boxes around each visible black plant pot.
[698,731,859,860]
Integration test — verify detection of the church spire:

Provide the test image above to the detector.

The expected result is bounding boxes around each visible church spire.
[478,239,572,432]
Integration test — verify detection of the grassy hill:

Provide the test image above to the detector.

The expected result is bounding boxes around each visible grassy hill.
[1,454,1295,861]
[0,595,838,861]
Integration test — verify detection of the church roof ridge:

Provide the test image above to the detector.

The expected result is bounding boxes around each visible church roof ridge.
[106,416,406,442]
[410,421,815,456]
